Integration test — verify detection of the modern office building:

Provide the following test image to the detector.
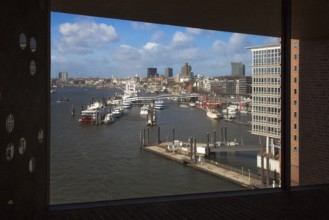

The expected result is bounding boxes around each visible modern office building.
[231,62,245,76]
[250,44,281,143]
[236,77,246,95]
[181,62,191,76]
[164,67,173,77]
[250,42,300,184]
[58,72,68,81]
[147,68,157,78]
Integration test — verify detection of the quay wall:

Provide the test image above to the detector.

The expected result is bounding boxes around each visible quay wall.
[144,145,262,188]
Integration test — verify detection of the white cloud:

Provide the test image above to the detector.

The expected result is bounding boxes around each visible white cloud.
[151,30,167,42]
[263,37,280,45]
[228,33,251,53]
[57,21,119,54]
[171,31,193,48]
[209,33,253,74]
[143,42,159,51]
[131,22,156,30]
[112,44,141,61]
[186,27,203,35]
[212,33,251,55]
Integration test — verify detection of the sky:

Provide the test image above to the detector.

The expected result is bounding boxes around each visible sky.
[51,12,280,79]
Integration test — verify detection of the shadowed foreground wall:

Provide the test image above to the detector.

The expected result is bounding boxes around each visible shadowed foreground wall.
[0,0,49,219]
[299,39,329,185]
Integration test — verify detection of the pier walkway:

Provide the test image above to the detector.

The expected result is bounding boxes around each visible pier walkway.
[144,144,262,188]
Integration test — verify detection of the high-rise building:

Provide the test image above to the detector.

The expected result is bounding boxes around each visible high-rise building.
[181,62,191,76]
[58,72,68,81]
[164,67,173,77]
[147,68,157,78]
[231,62,245,76]
[250,41,300,185]
[236,77,246,95]
[250,44,281,150]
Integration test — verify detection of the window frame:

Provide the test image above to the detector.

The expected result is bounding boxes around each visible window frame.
[47,0,294,210]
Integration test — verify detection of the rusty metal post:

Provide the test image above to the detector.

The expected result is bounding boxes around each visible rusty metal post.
[143,129,146,147]
[140,130,143,149]
[194,138,197,162]
[206,132,210,157]
[190,137,193,160]
[157,126,160,144]
[147,128,150,146]
[213,130,216,148]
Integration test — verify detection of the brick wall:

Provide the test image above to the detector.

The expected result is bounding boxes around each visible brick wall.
[299,39,329,185]
[291,39,300,185]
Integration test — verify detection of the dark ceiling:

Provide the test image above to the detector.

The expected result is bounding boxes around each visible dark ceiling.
[51,0,328,39]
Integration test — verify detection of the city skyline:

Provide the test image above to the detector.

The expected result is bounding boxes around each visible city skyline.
[51,12,280,78]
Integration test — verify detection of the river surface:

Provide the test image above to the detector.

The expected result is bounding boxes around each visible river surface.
[50,86,262,204]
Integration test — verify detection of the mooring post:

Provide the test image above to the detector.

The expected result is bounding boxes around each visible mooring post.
[147,128,150,146]
[213,130,216,148]
[140,130,143,149]
[143,129,146,148]
[266,155,270,187]
[146,113,149,125]
[225,127,228,144]
[221,127,223,143]
[157,126,160,144]
[206,132,210,157]
[172,128,175,144]
[193,138,196,162]
[190,137,193,160]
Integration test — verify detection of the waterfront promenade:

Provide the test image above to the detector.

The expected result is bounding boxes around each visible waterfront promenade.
[144,143,262,188]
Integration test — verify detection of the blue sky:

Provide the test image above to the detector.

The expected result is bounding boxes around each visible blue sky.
[51,12,279,78]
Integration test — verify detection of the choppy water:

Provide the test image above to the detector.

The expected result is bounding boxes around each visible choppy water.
[50,87,261,204]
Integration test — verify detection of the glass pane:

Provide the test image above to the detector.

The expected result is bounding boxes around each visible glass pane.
[50,12,281,204]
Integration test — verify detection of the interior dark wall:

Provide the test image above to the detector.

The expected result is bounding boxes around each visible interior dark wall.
[51,0,281,37]
[299,39,329,185]
[0,0,49,219]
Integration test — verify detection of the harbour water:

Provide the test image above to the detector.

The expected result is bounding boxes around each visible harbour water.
[50,87,262,204]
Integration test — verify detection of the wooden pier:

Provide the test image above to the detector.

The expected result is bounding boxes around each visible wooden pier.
[144,142,262,188]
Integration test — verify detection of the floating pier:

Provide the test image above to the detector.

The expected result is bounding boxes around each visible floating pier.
[144,142,262,188]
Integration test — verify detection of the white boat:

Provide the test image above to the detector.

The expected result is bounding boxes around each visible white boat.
[113,107,124,117]
[189,102,196,107]
[122,80,138,100]
[79,109,102,124]
[87,101,105,111]
[104,113,116,124]
[140,105,150,115]
[122,100,132,109]
[206,109,220,119]
[154,100,164,109]
[222,108,236,114]
[240,109,248,114]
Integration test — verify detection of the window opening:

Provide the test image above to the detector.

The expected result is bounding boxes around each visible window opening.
[50,12,282,204]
